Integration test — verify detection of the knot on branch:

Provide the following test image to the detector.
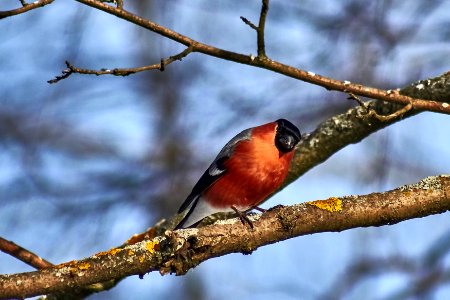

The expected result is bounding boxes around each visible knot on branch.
[159,230,204,276]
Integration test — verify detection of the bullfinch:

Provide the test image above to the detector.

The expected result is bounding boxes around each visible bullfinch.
[175,119,301,229]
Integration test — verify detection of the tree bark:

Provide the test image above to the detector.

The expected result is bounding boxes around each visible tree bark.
[1,175,449,299]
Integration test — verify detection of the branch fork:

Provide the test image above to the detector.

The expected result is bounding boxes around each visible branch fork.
[348,92,414,122]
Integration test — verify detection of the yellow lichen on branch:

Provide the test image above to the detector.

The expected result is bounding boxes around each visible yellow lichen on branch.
[109,248,123,255]
[78,262,91,270]
[145,240,159,253]
[307,197,343,212]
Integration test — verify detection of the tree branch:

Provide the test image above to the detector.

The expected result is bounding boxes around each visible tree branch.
[1,175,449,299]
[0,237,53,270]
[0,237,120,299]
[285,72,450,185]
[48,46,193,83]
[347,92,413,122]
[240,16,258,31]
[70,0,450,114]
[240,0,269,57]
[0,0,54,19]
[256,0,269,57]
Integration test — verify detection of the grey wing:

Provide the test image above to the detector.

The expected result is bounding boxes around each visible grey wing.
[208,128,252,176]
[176,128,252,214]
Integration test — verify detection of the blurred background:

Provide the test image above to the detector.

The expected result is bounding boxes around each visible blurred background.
[1,1,450,299]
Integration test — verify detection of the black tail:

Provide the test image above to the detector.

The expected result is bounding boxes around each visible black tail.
[174,195,200,230]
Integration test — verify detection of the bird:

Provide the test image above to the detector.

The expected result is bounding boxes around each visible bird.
[175,118,301,229]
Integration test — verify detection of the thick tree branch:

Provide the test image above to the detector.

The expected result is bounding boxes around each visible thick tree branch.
[1,175,449,299]
[68,0,450,114]
[285,72,450,185]
[0,0,54,19]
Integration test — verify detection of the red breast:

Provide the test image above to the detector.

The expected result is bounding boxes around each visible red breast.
[203,122,294,210]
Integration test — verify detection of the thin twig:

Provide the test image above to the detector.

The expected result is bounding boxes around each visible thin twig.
[240,16,258,30]
[0,237,53,270]
[47,61,73,84]
[348,92,413,122]
[48,46,193,83]
[367,102,413,122]
[240,0,269,57]
[0,0,54,19]
[257,0,269,57]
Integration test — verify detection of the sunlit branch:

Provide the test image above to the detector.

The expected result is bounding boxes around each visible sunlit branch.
[1,175,449,299]
[70,0,450,115]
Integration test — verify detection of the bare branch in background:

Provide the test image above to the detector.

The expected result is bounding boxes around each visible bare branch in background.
[320,256,416,300]
[64,0,450,115]
[0,0,54,19]
[321,228,450,300]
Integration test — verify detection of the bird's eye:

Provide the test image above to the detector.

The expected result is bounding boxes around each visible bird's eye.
[275,133,297,153]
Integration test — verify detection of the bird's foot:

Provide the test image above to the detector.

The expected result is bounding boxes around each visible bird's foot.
[231,206,254,229]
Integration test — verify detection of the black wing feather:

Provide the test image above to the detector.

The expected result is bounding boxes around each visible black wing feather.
[177,168,221,213]
[177,128,252,214]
